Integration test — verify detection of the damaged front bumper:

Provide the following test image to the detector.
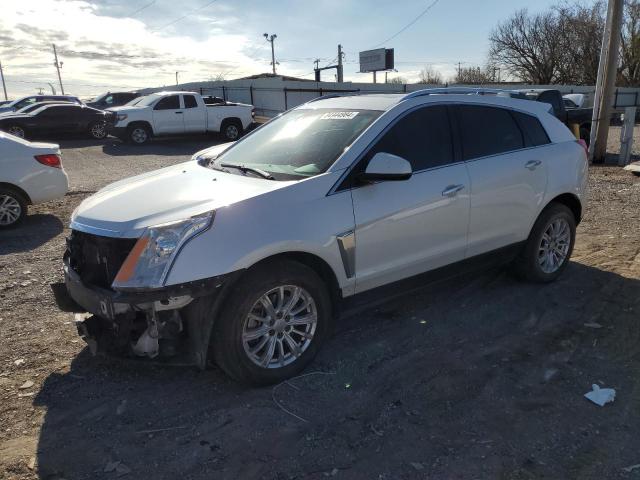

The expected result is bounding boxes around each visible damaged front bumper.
[64,257,239,366]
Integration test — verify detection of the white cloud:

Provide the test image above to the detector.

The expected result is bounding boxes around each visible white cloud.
[0,0,270,98]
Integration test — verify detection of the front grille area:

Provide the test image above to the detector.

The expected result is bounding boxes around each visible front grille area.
[66,230,137,289]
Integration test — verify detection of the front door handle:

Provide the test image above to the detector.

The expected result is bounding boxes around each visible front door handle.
[175,111,183,114]
[525,160,542,170]
[442,184,465,197]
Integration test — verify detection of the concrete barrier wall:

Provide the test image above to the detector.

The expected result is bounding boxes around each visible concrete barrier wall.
[142,78,640,117]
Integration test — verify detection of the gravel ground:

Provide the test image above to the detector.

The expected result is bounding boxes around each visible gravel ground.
[1,129,640,479]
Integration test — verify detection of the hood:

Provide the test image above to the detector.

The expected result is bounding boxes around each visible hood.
[108,105,149,113]
[71,159,291,238]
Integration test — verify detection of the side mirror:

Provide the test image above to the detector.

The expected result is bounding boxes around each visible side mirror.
[358,152,412,182]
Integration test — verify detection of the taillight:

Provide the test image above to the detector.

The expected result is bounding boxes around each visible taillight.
[251,108,256,118]
[577,139,588,157]
[34,154,62,168]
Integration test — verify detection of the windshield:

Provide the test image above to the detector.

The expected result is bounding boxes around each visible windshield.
[125,97,144,106]
[132,94,161,107]
[211,108,381,180]
[91,93,107,103]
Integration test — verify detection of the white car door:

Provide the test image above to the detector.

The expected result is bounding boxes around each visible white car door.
[152,95,185,135]
[182,94,206,133]
[455,105,549,257]
[348,105,471,293]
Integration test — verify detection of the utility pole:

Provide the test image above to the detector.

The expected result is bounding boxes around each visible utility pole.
[263,33,278,75]
[0,61,7,100]
[52,44,64,95]
[175,71,179,85]
[590,0,624,164]
[337,44,344,83]
[373,71,377,83]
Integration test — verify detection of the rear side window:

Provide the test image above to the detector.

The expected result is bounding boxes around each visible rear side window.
[183,95,197,108]
[511,111,550,147]
[456,105,524,160]
[364,105,454,171]
[154,95,180,110]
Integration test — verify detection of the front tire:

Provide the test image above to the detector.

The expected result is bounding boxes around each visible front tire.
[0,187,27,228]
[127,125,151,145]
[212,260,332,385]
[514,203,576,283]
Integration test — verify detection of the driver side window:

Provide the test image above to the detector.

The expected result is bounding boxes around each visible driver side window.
[154,95,180,110]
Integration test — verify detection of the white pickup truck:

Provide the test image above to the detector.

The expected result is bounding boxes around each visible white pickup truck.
[107,91,255,144]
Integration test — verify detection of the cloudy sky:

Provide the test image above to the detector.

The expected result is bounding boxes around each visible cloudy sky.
[1,0,591,99]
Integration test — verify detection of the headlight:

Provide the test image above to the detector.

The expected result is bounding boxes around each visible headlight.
[112,211,214,290]
[116,113,128,122]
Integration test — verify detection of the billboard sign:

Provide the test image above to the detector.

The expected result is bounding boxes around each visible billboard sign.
[359,48,394,73]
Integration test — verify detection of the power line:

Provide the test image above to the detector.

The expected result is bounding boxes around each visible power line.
[150,0,220,31]
[370,0,440,48]
[129,0,156,16]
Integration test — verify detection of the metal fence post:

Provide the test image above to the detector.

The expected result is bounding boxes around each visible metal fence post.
[250,86,254,105]
[619,106,636,166]
[222,86,226,101]
[284,88,288,110]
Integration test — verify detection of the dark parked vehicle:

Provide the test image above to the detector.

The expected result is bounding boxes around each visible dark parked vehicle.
[0,101,75,116]
[510,89,593,144]
[86,91,140,109]
[0,95,82,114]
[0,104,114,140]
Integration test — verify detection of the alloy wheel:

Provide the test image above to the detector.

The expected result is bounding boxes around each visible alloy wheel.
[7,126,25,138]
[131,128,148,144]
[538,218,571,273]
[225,125,239,140]
[0,194,22,226]
[242,285,318,369]
[91,122,107,139]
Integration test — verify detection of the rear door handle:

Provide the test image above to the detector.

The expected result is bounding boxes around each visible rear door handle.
[442,184,465,197]
[525,160,542,170]
[175,111,183,114]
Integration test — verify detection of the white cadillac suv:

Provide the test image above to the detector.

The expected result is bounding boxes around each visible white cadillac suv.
[64,89,588,385]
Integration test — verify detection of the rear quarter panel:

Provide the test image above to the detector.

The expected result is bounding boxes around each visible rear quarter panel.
[206,105,253,132]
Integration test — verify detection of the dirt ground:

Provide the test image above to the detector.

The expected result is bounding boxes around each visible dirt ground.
[1,130,640,480]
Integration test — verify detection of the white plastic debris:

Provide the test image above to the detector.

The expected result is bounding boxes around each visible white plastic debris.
[584,384,616,406]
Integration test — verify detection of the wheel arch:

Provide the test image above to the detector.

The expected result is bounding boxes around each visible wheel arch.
[544,193,582,224]
[0,182,32,204]
[221,117,243,129]
[249,251,342,307]
[127,121,154,136]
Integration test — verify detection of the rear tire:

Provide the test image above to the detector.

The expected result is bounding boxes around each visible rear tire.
[89,121,107,139]
[5,125,26,139]
[0,187,28,229]
[221,120,243,141]
[212,260,332,386]
[513,203,576,283]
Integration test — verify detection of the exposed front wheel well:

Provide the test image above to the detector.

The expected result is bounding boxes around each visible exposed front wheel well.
[545,193,582,224]
[248,252,342,314]
[0,182,31,204]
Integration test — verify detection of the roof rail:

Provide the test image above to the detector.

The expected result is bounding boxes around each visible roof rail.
[402,87,520,101]
[305,93,349,104]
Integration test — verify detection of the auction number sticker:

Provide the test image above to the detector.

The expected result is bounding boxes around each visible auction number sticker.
[320,111,359,120]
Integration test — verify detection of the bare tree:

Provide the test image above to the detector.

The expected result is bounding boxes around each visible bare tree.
[208,72,227,82]
[620,0,640,86]
[489,9,563,84]
[452,66,495,84]
[387,76,407,84]
[417,66,443,84]
[554,2,604,84]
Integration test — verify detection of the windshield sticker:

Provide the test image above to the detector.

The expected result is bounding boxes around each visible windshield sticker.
[320,111,359,120]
